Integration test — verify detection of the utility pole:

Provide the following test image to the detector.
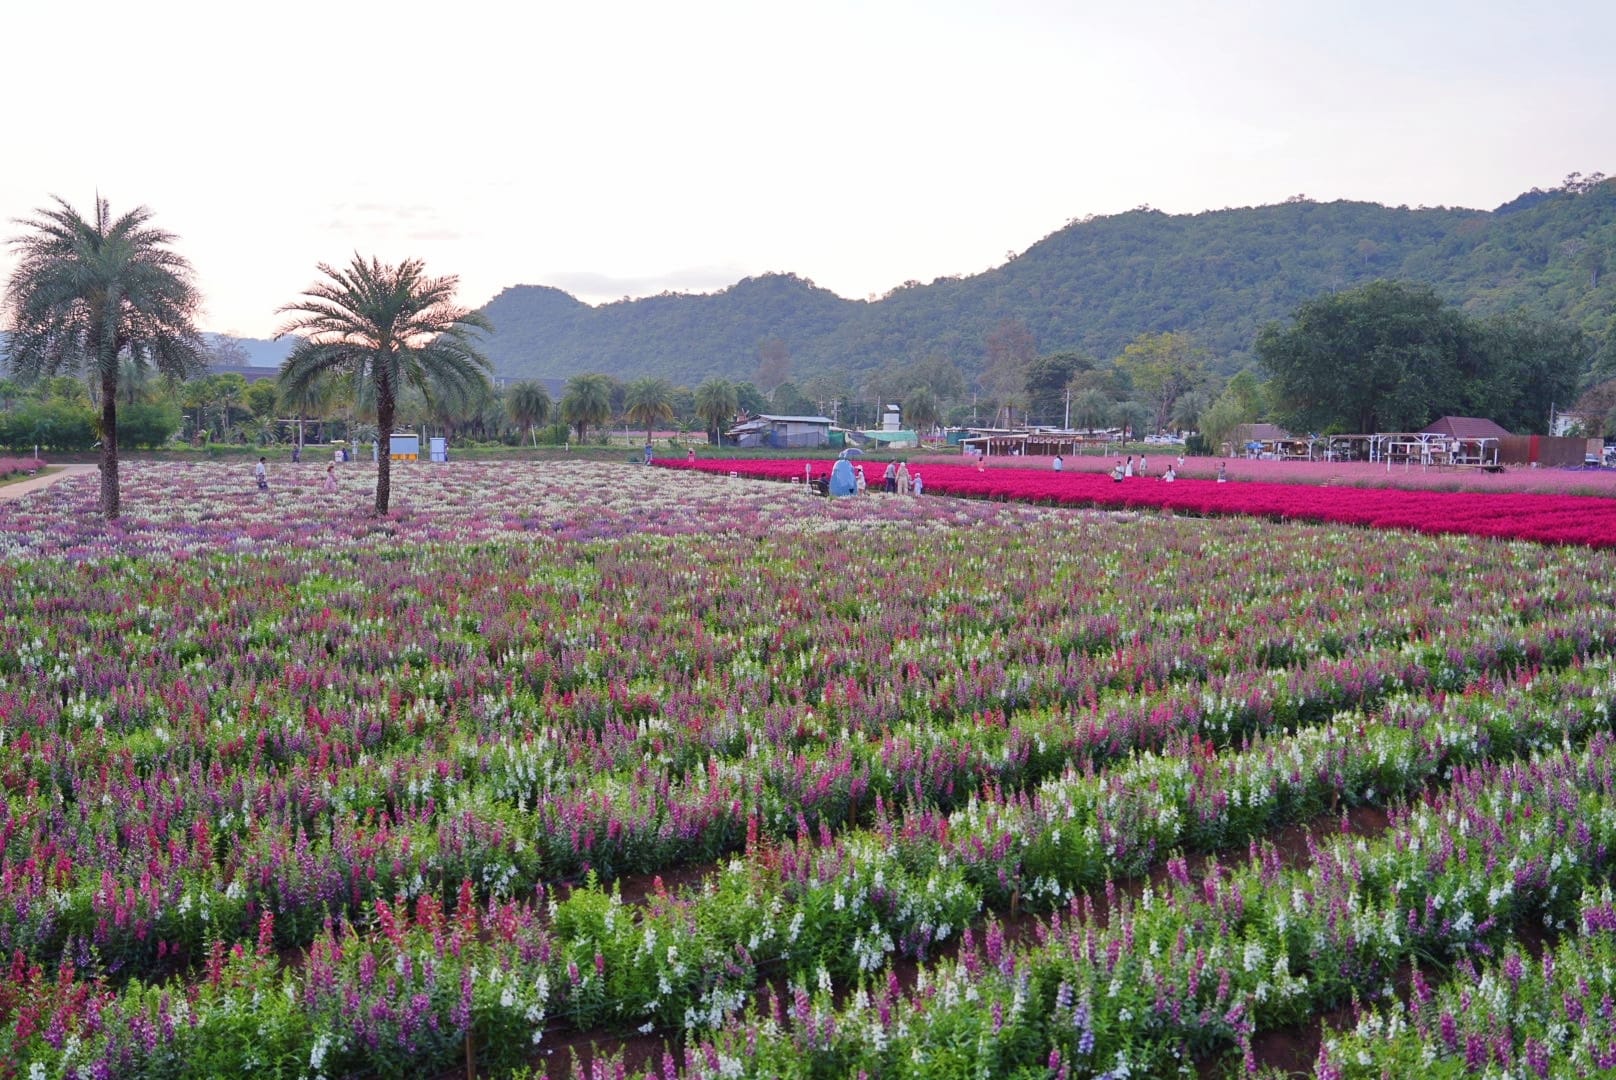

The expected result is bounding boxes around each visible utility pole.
[1063,386,1071,430]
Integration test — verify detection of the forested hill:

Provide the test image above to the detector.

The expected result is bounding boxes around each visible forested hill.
[480,178,1616,383]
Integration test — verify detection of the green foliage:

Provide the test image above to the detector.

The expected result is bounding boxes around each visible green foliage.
[902,385,941,435]
[475,180,1616,389]
[769,380,815,416]
[505,380,552,445]
[694,377,739,443]
[1071,388,1114,431]
[1258,279,1582,434]
[115,400,182,449]
[1023,350,1091,425]
[1115,331,1207,434]
[0,399,98,450]
[244,379,279,419]
[559,372,615,442]
[623,376,676,440]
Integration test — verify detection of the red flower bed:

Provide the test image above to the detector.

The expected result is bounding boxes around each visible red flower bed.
[656,459,1616,548]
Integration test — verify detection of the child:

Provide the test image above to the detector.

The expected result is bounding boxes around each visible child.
[254,457,268,492]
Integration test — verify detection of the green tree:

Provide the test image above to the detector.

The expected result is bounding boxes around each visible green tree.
[0,399,97,451]
[623,376,676,444]
[505,381,552,446]
[1469,311,1584,433]
[276,255,491,514]
[901,355,966,405]
[903,386,941,436]
[277,371,337,450]
[1023,351,1091,426]
[116,401,182,449]
[1258,280,1470,434]
[1072,389,1113,432]
[245,380,280,420]
[559,373,614,443]
[769,380,815,417]
[982,317,1036,426]
[1116,332,1205,436]
[3,196,207,516]
[734,381,768,416]
[693,377,738,444]
[1196,369,1266,449]
[210,372,248,441]
[1113,400,1151,441]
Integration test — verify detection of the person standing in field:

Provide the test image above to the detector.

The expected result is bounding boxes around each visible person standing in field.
[325,462,338,493]
[855,465,867,493]
[254,457,268,492]
[912,471,924,495]
[896,460,911,495]
[1053,455,1063,472]
[1124,456,1134,478]
[1217,461,1228,483]
[884,461,897,493]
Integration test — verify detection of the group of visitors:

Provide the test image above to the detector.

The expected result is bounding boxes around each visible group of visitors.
[816,458,924,497]
[1105,453,1197,483]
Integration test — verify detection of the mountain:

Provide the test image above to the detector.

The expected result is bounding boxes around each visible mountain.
[479,177,1616,385]
[203,334,290,368]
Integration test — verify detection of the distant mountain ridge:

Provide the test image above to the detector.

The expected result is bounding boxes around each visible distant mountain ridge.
[478,178,1616,384]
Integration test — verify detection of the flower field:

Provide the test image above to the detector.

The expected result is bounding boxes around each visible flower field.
[0,458,45,482]
[660,457,1616,548]
[4,461,1616,1077]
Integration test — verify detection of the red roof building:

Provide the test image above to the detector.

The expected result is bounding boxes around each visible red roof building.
[1421,416,1511,440]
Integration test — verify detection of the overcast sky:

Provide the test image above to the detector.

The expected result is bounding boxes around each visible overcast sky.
[1,0,1611,339]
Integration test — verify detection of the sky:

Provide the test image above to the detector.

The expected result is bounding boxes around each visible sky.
[1,0,1612,340]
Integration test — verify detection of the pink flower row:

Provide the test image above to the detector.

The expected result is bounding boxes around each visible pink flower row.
[659,459,1616,547]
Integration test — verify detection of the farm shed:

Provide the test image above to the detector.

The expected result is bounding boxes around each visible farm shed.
[725,414,832,449]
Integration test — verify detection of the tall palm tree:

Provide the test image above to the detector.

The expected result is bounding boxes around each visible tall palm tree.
[276,255,491,514]
[560,373,613,443]
[903,386,941,437]
[694,377,738,445]
[277,370,338,450]
[624,376,675,445]
[3,196,207,517]
[506,380,552,446]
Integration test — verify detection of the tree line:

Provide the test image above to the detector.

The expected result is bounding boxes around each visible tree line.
[4,194,1609,522]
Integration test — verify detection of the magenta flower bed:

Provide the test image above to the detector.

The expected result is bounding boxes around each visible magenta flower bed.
[0,456,45,479]
[658,458,1616,547]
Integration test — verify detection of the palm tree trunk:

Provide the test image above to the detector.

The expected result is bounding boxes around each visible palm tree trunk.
[100,371,120,518]
[375,390,394,515]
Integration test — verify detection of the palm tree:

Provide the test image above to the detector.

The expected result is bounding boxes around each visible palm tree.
[3,196,207,517]
[506,381,552,446]
[278,370,338,450]
[694,377,738,445]
[276,255,491,515]
[903,386,941,438]
[560,373,613,443]
[1073,389,1114,433]
[624,376,675,445]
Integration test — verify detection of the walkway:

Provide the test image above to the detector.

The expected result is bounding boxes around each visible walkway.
[0,464,97,503]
